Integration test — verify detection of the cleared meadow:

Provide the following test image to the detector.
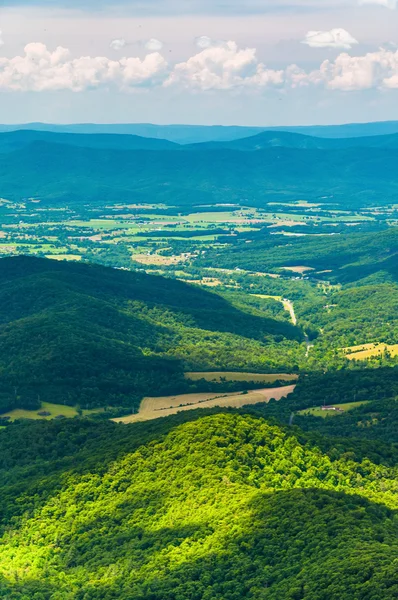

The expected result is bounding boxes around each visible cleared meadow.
[298,401,370,418]
[344,343,398,360]
[184,371,298,383]
[114,384,296,424]
[1,402,100,422]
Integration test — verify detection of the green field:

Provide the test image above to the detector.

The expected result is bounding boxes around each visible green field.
[185,371,298,383]
[297,401,370,418]
[0,402,101,422]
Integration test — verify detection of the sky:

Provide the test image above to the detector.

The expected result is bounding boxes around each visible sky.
[1,0,398,125]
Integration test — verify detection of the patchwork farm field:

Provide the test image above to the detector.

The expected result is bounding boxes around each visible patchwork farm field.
[0,402,101,422]
[344,343,398,360]
[297,401,370,418]
[184,371,298,383]
[114,384,296,423]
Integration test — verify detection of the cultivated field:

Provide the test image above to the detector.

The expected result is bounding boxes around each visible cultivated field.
[114,384,296,423]
[184,371,298,383]
[298,401,369,418]
[0,402,100,422]
[344,343,398,360]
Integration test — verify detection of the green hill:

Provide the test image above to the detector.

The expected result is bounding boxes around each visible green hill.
[0,411,398,599]
[0,256,302,413]
[188,130,398,151]
[0,130,179,153]
[2,141,398,207]
[199,228,398,284]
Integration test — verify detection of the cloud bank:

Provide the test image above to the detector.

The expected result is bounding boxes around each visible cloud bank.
[1,41,398,93]
[302,29,358,49]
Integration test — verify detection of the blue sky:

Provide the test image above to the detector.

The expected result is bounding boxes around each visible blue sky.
[1,0,398,125]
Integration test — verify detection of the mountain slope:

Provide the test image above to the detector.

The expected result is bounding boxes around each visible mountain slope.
[199,228,398,283]
[0,129,179,153]
[0,412,398,599]
[188,130,398,151]
[2,141,398,206]
[2,120,398,142]
[0,256,302,412]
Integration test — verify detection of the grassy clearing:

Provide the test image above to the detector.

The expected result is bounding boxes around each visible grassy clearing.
[1,402,100,422]
[344,343,398,360]
[184,372,298,383]
[114,384,296,423]
[46,254,82,261]
[297,401,370,418]
[132,253,190,266]
[280,266,315,274]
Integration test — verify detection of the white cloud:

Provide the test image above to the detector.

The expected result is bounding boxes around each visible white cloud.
[145,38,163,51]
[358,0,397,8]
[195,36,213,49]
[2,41,398,95]
[166,41,284,90]
[291,49,398,91]
[0,43,169,92]
[302,29,358,49]
[0,31,4,47]
[110,38,127,51]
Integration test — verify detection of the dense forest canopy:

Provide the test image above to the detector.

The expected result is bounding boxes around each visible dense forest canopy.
[0,256,303,413]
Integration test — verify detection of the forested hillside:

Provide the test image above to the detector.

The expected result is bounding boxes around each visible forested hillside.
[198,228,398,284]
[2,141,398,206]
[1,412,398,599]
[0,256,302,413]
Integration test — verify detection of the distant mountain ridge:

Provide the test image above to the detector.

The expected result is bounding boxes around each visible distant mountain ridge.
[0,129,179,153]
[1,140,398,207]
[186,130,398,151]
[1,120,398,143]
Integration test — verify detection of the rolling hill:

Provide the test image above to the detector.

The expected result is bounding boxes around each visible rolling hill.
[1,141,398,207]
[0,256,302,413]
[199,228,398,284]
[187,130,398,151]
[2,119,398,142]
[0,129,179,153]
[0,411,398,599]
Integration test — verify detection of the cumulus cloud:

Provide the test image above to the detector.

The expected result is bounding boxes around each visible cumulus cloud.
[110,38,127,51]
[2,41,398,95]
[0,43,169,92]
[145,38,163,51]
[358,0,397,8]
[302,28,358,49]
[289,49,398,91]
[166,41,284,90]
[195,36,213,49]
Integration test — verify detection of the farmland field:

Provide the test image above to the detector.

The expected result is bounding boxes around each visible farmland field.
[0,402,101,422]
[114,384,296,423]
[297,401,370,418]
[344,343,398,360]
[184,371,298,383]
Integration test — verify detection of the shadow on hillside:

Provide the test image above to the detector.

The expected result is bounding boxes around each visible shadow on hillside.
[3,488,396,599]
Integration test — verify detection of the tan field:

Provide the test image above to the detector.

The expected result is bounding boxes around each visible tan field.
[114,384,296,424]
[132,253,190,266]
[344,343,398,361]
[184,277,223,287]
[184,372,298,383]
[46,254,82,261]
[280,266,315,274]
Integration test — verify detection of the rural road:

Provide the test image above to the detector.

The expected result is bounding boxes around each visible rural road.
[282,299,297,325]
[284,299,313,356]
